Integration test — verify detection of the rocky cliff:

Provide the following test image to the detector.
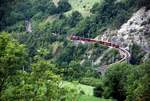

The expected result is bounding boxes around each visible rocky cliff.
[99,7,150,53]
[117,7,150,51]
[95,7,150,62]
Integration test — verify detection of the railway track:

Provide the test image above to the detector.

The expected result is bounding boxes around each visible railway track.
[70,35,131,74]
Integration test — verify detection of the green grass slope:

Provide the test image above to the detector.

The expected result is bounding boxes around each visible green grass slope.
[62,81,94,96]
[67,0,102,16]
[62,81,113,101]
[77,95,113,101]
[53,0,102,17]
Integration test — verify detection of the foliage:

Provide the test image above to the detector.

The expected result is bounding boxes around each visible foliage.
[137,0,150,9]
[94,62,150,101]
[0,0,71,31]
[126,62,150,101]
[57,0,72,13]
[0,32,28,93]
[1,59,70,101]
[0,0,149,100]
[58,55,99,81]
[0,0,22,30]
[67,11,83,27]
[90,0,136,29]
[74,16,98,38]
[33,0,57,15]
[130,44,146,65]
[0,32,76,101]
[102,63,131,101]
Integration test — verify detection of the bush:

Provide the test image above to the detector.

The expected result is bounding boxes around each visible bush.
[130,44,145,65]
[57,0,72,13]
[137,0,150,9]
[94,84,104,97]
[67,11,82,27]
[94,62,150,101]
[90,0,136,29]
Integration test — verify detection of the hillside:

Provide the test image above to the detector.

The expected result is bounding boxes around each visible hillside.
[53,0,102,16]
[67,0,102,16]
[0,0,150,101]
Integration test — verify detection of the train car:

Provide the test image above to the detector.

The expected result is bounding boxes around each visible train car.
[85,38,92,42]
[71,35,120,48]
[80,37,87,41]
[102,41,111,46]
[71,35,80,40]
[105,42,111,46]
[112,44,119,48]
[91,39,97,43]
[99,41,104,44]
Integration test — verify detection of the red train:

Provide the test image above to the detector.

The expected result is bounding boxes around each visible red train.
[70,35,119,48]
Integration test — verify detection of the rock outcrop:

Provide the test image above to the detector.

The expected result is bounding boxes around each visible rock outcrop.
[99,7,150,53]
[117,7,150,51]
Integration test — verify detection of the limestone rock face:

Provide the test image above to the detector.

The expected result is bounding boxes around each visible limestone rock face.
[99,7,150,52]
[117,7,150,51]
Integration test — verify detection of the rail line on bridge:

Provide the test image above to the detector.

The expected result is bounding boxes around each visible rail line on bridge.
[70,35,131,74]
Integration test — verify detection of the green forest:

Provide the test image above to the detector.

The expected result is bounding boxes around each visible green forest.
[0,0,150,101]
